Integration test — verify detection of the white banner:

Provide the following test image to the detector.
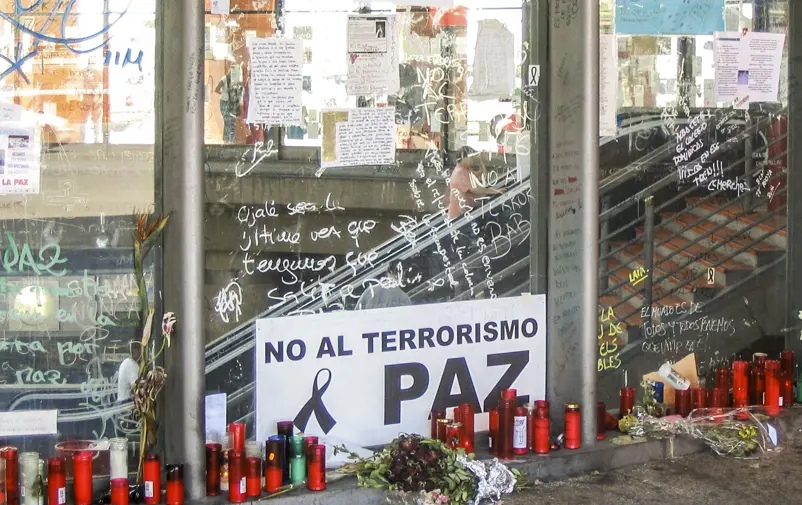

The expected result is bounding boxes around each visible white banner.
[256,296,546,447]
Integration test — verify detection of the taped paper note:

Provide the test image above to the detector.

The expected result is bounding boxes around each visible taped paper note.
[205,393,227,439]
[714,32,785,109]
[320,108,396,169]
[246,38,303,125]
[0,123,39,195]
[0,410,57,437]
[347,15,400,96]
[469,20,514,99]
[616,0,725,36]
[211,0,229,15]
[599,33,617,137]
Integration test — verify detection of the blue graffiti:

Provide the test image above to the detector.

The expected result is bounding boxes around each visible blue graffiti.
[0,0,132,82]
[104,48,143,72]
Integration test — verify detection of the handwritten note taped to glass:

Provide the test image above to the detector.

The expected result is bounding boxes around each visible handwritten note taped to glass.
[320,108,396,169]
[347,15,400,96]
[616,0,724,35]
[0,409,57,437]
[205,393,227,439]
[246,38,303,126]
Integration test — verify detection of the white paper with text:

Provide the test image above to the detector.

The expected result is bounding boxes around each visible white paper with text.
[715,32,785,108]
[246,38,304,125]
[599,34,617,137]
[0,123,39,195]
[320,108,396,169]
[469,20,514,99]
[0,409,57,436]
[347,15,400,96]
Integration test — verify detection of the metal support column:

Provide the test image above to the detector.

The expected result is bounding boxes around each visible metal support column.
[159,0,205,496]
[547,0,599,445]
[786,0,802,357]
[528,0,549,295]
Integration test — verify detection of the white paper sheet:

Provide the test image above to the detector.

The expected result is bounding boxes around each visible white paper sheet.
[0,124,39,195]
[346,15,400,96]
[714,31,785,109]
[320,108,396,169]
[246,38,304,125]
[0,410,57,436]
[211,0,230,15]
[469,20,515,99]
[599,33,617,137]
[0,102,23,122]
[205,393,227,440]
[381,0,454,5]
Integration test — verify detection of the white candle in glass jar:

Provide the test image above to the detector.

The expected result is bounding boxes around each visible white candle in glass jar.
[109,438,128,480]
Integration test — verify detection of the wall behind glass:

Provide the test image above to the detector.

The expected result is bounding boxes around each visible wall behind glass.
[0,0,156,469]
[202,1,531,428]
[597,0,789,408]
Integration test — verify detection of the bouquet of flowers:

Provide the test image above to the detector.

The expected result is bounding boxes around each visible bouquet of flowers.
[336,434,527,505]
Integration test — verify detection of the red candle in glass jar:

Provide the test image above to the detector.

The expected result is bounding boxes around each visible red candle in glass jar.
[564,404,581,450]
[264,440,283,493]
[751,364,766,406]
[228,451,246,503]
[165,465,183,505]
[246,457,261,498]
[307,445,326,492]
[72,451,93,505]
[111,478,129,505]
[436,419,449,443]
[715,368,731,407]
[303,436,318,474]
[513,407,528,454]
[205,443,222,497]
[619,388,635,418]
[710,388,726,424]
[526,408,535,452]
[596,402,606,440]
[452,407,462,424]
[674,388,691,417]
[446,423,463,449]
[1,447,19,505]
[228,424,246,453]
[533,401,550,454]
[47,457,67,505]
[143,453,161,504]
[458,404,475,454]
[497,398,515,459]
[690,385,705,413]
[780,350,795,408]
[430,410,445,439]
[732,361,749,407]
[764,360,780,416]
[753,352,767,369]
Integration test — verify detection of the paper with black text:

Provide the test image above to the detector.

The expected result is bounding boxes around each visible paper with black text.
[714,31,785,109]
[320,108,396,168]
[0,123,39,195]
[0,409,57,436]
[211,0,229,15]
[255,296,546,447]
[599,33,617,137]
[246,38,304,125]
[205,393,227,440]
[347,15,400,96]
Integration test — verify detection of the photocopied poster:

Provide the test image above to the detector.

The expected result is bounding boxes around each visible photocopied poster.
[255,296,546,447]
[616,0,725,36]
[320,108,396,168]
[0,123,39,195]
[469,20,514,99]
[246,38,304,125]
[346,14,400,96]
[714,31,785,109]
[211,0,230,15]
[599,33,617,137]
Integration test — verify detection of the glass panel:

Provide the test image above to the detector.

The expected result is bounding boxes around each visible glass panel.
[0,0,156,474]
[599,0,790,414]
[203,1,530,433]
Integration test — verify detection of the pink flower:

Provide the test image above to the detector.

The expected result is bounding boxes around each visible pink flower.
[431,492,440,501]
[439,495,448,504]
[161,312,176,345]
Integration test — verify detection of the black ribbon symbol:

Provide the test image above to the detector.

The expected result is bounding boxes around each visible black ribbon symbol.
[294,368,337,434]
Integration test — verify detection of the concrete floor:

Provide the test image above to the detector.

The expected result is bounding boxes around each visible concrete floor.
[505,415,802,505]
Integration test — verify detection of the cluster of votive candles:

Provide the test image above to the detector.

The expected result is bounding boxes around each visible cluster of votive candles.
[0,439,181,505]
[204,421,326,503]
[431,389,584,457]
[619,351,796,421]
